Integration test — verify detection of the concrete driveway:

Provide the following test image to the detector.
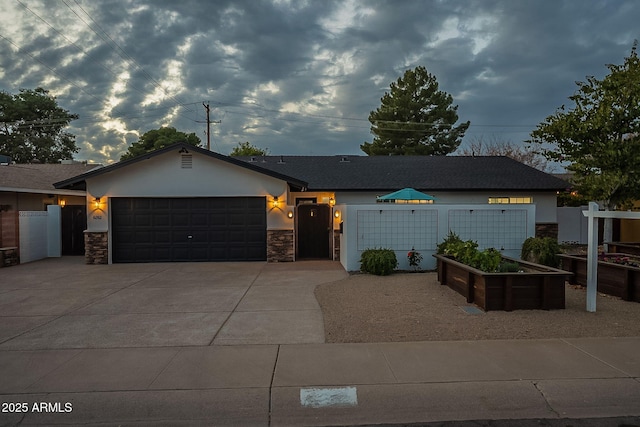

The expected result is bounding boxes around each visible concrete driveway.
[0,257,348,349]
[2,258,640,426]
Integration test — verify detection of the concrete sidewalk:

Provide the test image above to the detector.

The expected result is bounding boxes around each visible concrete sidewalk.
[1,338,639,425]
[1,258,640,426]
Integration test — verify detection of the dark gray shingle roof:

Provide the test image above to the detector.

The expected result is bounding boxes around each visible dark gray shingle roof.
[0,163,102,192]
[237,155,569,192]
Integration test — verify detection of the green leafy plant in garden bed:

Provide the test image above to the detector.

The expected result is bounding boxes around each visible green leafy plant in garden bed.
[436,232,504,273]
[360,248,398,275]
[521,237,560,267]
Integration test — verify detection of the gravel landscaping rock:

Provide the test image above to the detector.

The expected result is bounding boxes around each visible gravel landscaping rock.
[314,272,640,343]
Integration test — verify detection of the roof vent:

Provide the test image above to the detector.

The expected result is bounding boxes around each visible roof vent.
[181,154,193,169]
[249,156,257,162]
[277,155,285,164]
[339,156,350,163]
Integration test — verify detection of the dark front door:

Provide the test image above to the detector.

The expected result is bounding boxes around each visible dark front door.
[111,197,267,263]
[61,205,87,255]
[297,204,330,259]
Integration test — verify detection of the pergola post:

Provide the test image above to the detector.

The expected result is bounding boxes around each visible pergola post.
[585,202,599,312]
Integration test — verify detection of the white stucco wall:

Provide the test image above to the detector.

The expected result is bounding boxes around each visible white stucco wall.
[84,150,293,233]
[336,191,557,223]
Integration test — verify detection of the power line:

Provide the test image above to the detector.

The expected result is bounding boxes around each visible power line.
[61,0,197,121]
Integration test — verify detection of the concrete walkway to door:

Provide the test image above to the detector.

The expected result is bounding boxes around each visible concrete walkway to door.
[0,257,348,349]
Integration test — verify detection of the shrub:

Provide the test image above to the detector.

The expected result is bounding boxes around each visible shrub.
[521,237,560,267]
[360,248,398,275]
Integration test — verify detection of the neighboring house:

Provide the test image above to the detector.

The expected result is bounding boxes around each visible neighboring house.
[0,161,99,256]
[54,142,568,266]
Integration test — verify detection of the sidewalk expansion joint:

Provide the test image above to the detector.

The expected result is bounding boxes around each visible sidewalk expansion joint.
[208,263,267,346]
[532,380,560,418]
[268,344,280,427]
[560,338,635,377]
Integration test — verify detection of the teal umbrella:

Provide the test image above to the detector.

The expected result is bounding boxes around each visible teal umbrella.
[376,188,436,204]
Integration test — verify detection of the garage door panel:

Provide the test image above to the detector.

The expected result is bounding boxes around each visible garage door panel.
[153,214,171,227]
[112,197,266,263]
[134,214,152,227]
[171,213,189,226]
[155,230,171,244]
[191,213,208,226]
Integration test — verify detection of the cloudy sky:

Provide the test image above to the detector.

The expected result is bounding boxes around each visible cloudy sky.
[1,0,638,165]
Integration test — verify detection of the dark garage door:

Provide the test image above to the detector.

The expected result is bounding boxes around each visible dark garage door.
[112,197,267,263]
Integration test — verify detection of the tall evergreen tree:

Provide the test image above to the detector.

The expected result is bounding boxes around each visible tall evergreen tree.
[361,66,469,156]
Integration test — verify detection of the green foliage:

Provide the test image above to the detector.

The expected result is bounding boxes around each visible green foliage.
[528,42,640,211]
[229,141,269,156]
[361,66,470,156]
[521,237,561,267]
[0,88,79,163]
[498,261,521,273]
[360,248,398,276]
[469,248,503,273]
[436,231,464,255]
[436,232,503,272]
[121,127,201,161]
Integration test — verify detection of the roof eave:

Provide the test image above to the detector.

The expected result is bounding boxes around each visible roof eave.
[54,142,308,190]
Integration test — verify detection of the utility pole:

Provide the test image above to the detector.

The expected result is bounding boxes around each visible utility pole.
[203,102,211,151]
[199,103,221,151]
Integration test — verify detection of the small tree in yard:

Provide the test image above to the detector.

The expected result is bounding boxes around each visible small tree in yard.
[528,42,640,246]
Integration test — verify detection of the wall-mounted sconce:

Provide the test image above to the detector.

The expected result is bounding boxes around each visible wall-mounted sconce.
[272,196,280,208]
[329,197,336,207]
[58,199,66,208]
[334,210,341,218]
[93,197,101,210]
[287,210,294,219]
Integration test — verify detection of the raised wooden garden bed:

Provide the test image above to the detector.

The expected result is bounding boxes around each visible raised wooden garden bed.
[607,242,640,257]
[433,254,572,311]
[559,253,640,302]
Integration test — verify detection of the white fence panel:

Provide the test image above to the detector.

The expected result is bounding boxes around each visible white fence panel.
[18,206,61,264]
[19,211,48,263]
[340,204,535,271]
[557,206,588,244]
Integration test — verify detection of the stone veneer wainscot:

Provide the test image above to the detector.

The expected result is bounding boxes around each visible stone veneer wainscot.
[85,231,108,264]
[267,229,294,262]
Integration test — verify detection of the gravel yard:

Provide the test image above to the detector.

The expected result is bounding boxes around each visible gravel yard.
[314,272,640,343]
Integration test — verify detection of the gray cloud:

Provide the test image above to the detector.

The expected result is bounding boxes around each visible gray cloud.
[0,0,638,165]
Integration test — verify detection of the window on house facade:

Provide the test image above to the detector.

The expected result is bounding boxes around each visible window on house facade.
[488,197,533,204]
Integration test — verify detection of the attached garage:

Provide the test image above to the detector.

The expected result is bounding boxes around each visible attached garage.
[53,143,307,264]
[112,197,267,262]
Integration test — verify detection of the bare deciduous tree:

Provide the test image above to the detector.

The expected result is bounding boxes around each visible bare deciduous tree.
[457,136,549,172]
